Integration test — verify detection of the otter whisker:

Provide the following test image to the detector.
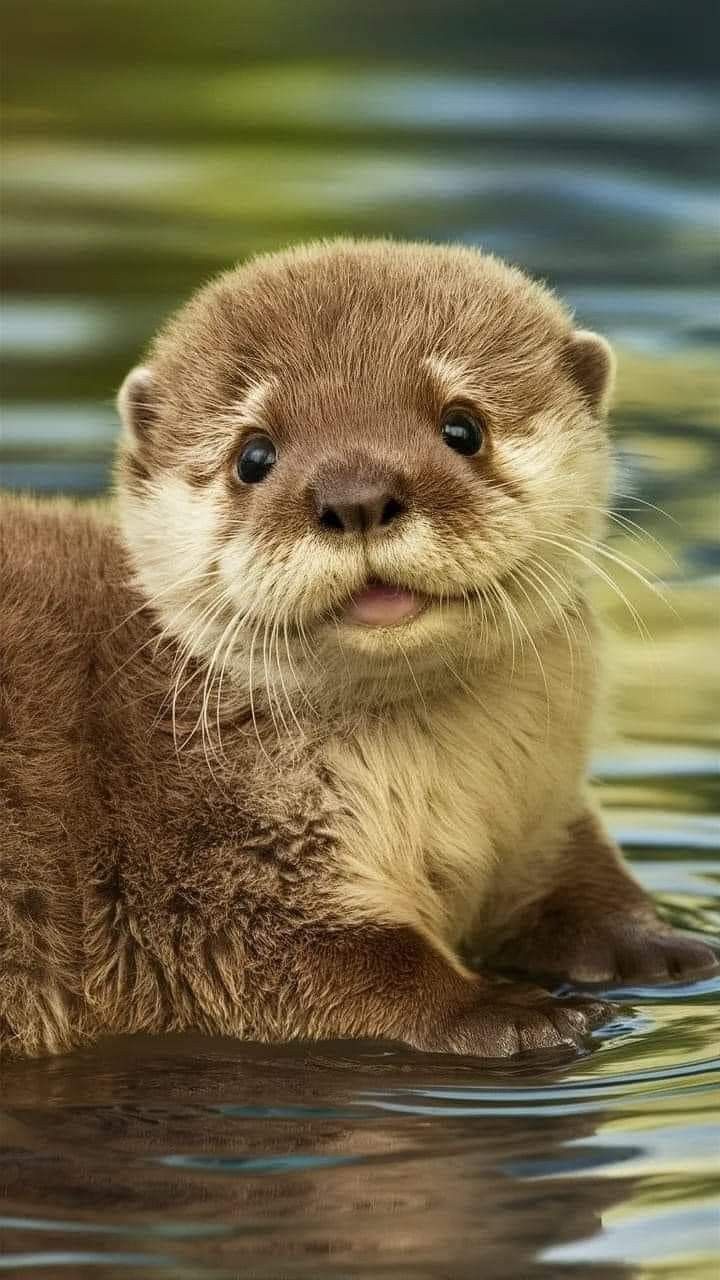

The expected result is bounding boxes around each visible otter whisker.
[261,613,290,747]
[283,614,317,716]
[104,565,221,639]
[480,583,502,656]
[213,606,253,761]
[95,577,222,695]
[295,612,319,675]
[392,632,430,717]
[142,585,233,737]
[494,577,551,733]
[551,532,675,612]
[460,588,477,670]
[170,590,236,754]
[534,535,651,641]
[528,555,594,651]
[426,632,492,723]
[508,498,674,569]
[485,580,519,676]
[469,582,490,660]
[270,607,306,744]
[247,616,275,768]
[511,561,578,691]
[610,490,678,524]
[605,510,675,563]
[169,628,224,747]
[197,598,253,765]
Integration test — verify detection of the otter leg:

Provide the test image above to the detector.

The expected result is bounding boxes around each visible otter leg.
[488,809,718,985]
[0,827,86,1058]
[0,896,85,1059]
[284,924,610,1057]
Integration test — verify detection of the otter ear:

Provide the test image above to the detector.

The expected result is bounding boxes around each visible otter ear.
[117,365,157,442]
[565,330,615,415]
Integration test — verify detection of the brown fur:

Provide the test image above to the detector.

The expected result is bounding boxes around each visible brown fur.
[1,238,715,1059]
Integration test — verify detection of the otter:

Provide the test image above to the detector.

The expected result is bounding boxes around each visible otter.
[1,239,715,1060]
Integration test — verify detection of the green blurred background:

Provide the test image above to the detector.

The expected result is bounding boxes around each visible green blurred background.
[2,0,719,743]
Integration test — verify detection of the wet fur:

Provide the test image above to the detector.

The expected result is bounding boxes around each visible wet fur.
[1,239,714,1059]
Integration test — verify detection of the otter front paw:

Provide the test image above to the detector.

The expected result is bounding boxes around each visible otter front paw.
[491,914,718,987]
[421,983,611,1058]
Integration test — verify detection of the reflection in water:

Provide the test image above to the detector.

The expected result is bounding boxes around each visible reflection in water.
[2,1035,641,1280]
[2,987,719,1278]
[1,0,719,1275]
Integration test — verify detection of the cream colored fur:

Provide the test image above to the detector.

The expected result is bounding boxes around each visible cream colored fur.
[324,607,595,954]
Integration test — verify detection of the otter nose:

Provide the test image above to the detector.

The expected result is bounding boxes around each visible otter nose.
[315,478,407,535]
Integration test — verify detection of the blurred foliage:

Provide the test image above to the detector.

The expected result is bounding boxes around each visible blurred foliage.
[4,0,720,77]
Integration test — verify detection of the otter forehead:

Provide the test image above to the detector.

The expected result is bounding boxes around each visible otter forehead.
[147,239,576,431]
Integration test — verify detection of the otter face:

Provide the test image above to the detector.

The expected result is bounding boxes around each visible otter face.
[116,239,614,701]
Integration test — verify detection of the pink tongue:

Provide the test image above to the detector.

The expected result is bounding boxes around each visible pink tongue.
[343,584,424,627]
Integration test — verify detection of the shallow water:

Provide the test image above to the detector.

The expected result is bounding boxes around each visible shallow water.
[2,2,720,1276]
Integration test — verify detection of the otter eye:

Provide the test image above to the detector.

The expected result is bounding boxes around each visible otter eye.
[440,408,484,456]
[237,435,277,484]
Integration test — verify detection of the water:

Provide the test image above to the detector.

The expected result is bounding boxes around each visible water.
[2,2,719,1275]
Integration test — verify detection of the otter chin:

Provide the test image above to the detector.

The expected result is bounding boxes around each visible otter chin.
[1,237,716,1061]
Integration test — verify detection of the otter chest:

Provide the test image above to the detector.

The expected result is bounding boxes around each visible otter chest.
[324,676,581,945]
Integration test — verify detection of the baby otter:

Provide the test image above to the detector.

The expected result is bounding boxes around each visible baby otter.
[1,238,715,1059]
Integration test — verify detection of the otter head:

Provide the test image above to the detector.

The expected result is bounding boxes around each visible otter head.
[116,239,614,709]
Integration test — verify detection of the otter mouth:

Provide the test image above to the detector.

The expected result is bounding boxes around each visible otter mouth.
[340,578,449,628]
[341,578,428,628]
